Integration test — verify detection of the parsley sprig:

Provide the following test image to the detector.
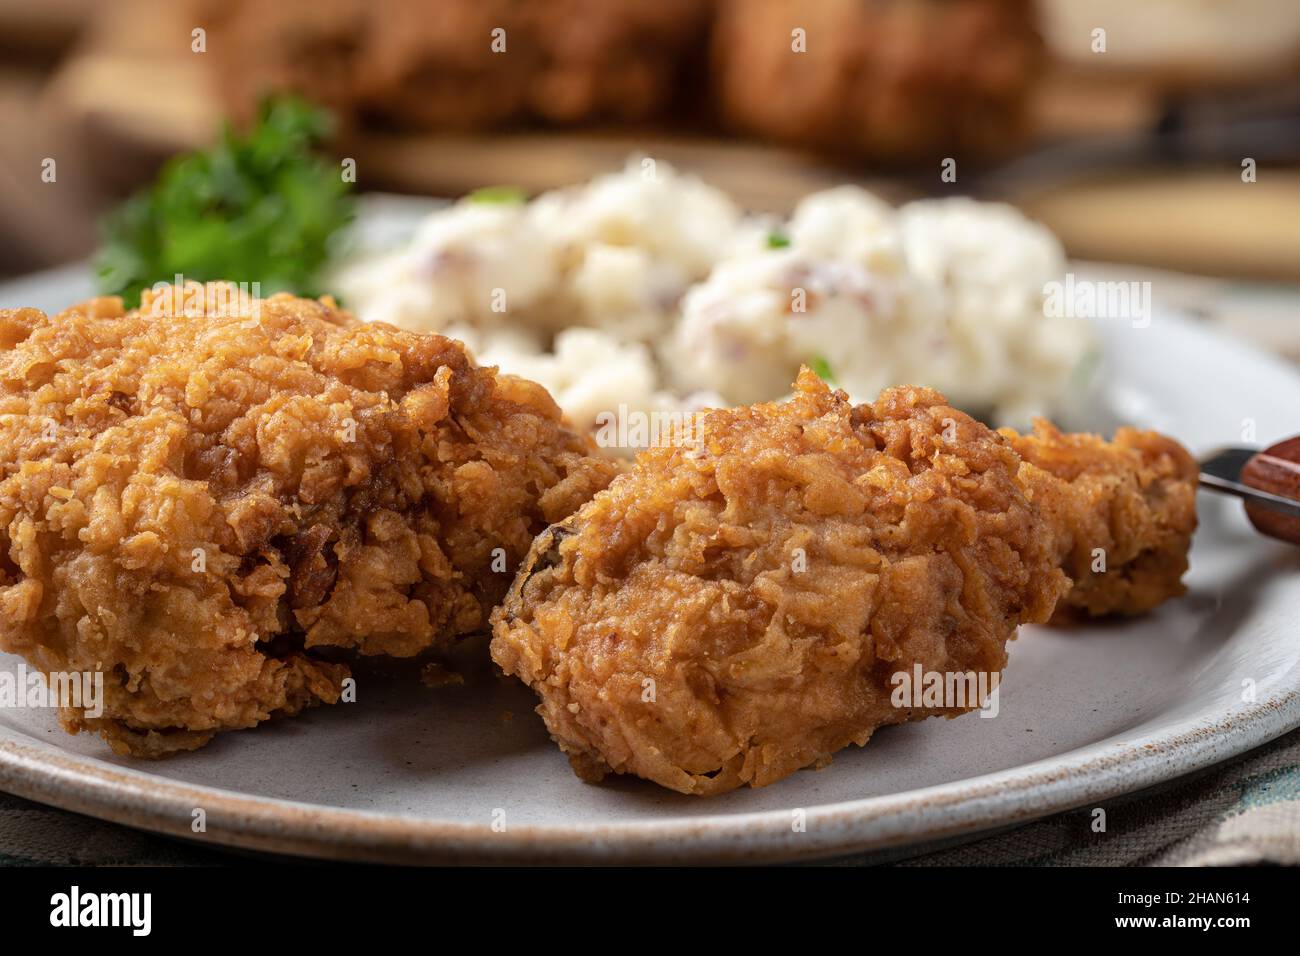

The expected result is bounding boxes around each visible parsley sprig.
[95,97,355,308]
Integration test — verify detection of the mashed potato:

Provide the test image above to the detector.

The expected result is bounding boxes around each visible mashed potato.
[671,191,1091,422]
[667,250,916,406]
[333,161,1094,449]
[897,198,1086,421]
[479,328,664,433]
[331,199,559,332]
[531,157,742,279]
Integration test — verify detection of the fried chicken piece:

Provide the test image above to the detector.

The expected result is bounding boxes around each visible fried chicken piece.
[0,284,616,756]
[491,371,1068,795]
[205,0,710,132]
[361,0,710,130]
[1003,421,1199,619]
[711,0,1042,162]
[201,0,365,131]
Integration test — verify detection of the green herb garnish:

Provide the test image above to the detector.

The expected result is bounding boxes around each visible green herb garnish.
[810,355,836,383]
[766,230,791,249]
[468,185,528,205]
[95,96,355,308]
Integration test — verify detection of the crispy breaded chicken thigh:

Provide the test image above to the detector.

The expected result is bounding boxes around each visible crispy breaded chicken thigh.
[491,371,1070,795]
[0,284,616,755]
[1004,421,1199,619]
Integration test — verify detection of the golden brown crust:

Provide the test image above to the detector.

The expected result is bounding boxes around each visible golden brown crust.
[491,370,1068,795]
[0,285,616,755]
[1003,421,1199,619]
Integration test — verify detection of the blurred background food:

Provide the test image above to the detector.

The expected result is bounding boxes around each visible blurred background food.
[2,0,1300,354]
[205,0,713,133]
[710,0,1042,162]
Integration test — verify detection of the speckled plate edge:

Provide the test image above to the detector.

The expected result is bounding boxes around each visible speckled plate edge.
[0,671,1295,865]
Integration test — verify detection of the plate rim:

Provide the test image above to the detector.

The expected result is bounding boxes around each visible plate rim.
[0,682,1295,864]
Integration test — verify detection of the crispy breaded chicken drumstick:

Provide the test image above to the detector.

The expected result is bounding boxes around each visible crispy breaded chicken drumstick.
[492,371,1069,795]
[491,371,1198,795]
[0,284,616,755]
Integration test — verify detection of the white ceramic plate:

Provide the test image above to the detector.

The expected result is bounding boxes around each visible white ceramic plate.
[0,257,1298,864]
